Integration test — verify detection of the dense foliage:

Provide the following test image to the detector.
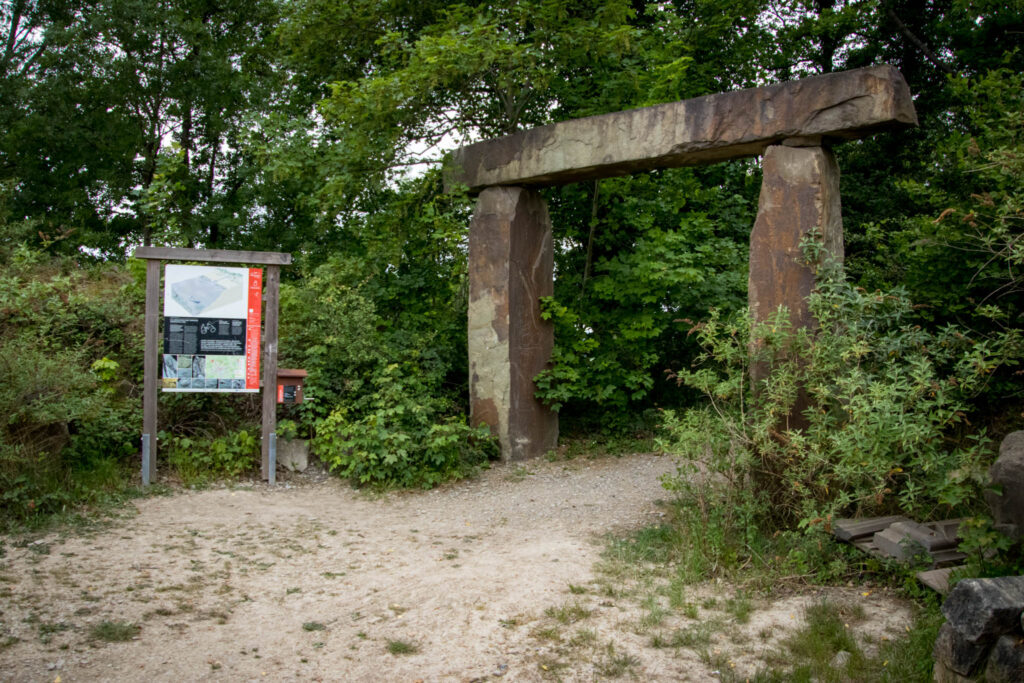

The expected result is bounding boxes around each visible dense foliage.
[0,210,142,524]
[1,1,1023,534]
[661,264,1015,525]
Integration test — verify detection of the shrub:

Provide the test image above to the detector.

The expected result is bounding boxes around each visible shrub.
[0,330,139,523]
[315,362,495,488]
[163,430,260,485]
[278,257,385,426]
[0,234,144,525]
[660,262,1016,535]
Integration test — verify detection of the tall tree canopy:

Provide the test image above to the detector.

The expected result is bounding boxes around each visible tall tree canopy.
[0,0,1021,427]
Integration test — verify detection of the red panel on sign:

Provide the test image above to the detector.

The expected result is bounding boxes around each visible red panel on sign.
[245,268,263,390]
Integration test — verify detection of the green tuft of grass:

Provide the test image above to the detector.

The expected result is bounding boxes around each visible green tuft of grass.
[302,621,326,632]
[570,628,598,647]
[753,600,876,682]
[786,601,860,662]
[660,619,723,650]
[637,594,670,631]
[725,593,754,624]
[544,601,592,625]
[595,643,640,678]
[537,654,568,677]
[89,620,139,642]
[866,604,943,681]
[604,524,684,565]
[386,639,419,655]
[531,625,562,642]
[37,621,71,644]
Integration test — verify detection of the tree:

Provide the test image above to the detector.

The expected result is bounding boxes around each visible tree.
[277,0,778,424]
[0,0,283,254]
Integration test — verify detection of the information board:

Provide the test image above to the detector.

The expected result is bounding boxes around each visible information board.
[161,265,262,392]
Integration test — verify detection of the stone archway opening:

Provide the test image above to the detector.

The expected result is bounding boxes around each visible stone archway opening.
[445,65,917,461]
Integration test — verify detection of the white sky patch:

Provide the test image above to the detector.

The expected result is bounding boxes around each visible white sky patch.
[391,116,477,182]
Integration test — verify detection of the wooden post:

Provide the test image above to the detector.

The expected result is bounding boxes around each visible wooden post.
[142,258,161,484]
[261,264,280,480]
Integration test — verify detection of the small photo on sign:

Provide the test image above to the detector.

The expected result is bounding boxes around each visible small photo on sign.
[206,355,245,380]
[176,355,192,379]
[192,355,206,379]
[162,354,177,378]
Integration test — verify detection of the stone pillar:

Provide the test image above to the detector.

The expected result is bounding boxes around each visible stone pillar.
[468,186,558,461]
[748,143,844,419]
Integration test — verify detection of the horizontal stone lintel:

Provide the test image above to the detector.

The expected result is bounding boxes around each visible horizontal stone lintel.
[446,64,917,191]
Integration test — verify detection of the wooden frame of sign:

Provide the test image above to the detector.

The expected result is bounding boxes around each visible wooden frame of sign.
[132,247,292,485]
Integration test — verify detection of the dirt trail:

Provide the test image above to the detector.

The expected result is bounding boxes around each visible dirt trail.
[0,453,911,682]
[1,454,675,681]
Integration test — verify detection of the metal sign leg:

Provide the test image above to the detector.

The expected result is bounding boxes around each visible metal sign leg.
[268,432,277,487]
[141,433,151,487]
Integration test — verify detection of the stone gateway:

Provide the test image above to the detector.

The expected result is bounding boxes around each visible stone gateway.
[446,65,918,461]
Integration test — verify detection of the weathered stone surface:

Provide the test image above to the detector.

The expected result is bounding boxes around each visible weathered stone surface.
[748,144,843,398]
[828,649,852,672]
[985,431,1024,537]
[933,659,981,683]
[875,524,930,561]
[277,438,308,472]
[942,577,1024,645]
[468,186,558,461]
[447,65,916,191]
[833,515,911,542]
[984,634,1024,682]
[934,622,992,676]
[875,520,961,561]
[919,567,956,594]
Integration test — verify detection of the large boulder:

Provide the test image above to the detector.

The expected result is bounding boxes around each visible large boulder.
[942,577,1024,645]
[985,634,1024,682]
[277,438,309,473]
[933,622,990,676]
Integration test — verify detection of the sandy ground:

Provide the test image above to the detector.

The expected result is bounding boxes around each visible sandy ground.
[0,453,912,682]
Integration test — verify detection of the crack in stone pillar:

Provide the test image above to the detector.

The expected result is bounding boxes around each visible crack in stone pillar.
[749,143,844,428]
[468,186,558,461]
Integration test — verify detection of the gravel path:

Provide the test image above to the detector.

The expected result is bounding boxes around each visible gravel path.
[0,454,683,682]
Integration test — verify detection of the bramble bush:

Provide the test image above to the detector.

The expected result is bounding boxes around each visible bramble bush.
[0,242,142,525]
[659,261,1018,543]
[314,362,495,489]
[162,430,260,486]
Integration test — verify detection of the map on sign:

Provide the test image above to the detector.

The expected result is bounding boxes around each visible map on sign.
[164,266,247,319]
[161,265,262,393]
